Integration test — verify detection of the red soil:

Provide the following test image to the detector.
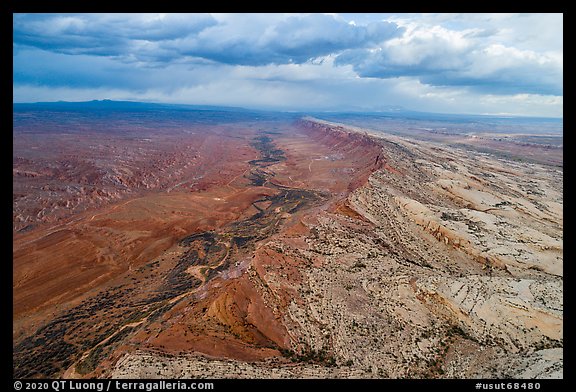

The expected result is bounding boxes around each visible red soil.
[14,117,388,377]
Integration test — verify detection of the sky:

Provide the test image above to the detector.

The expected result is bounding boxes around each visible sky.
[13,13,563,117]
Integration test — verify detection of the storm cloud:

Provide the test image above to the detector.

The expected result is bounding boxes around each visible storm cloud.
[13,13,563,117]
[13,13,404,66]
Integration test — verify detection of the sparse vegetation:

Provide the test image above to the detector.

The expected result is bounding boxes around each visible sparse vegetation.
[14,109,563,379]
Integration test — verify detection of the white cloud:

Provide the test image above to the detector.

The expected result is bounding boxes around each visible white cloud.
[334,18,562,96]
[13,13,563,117]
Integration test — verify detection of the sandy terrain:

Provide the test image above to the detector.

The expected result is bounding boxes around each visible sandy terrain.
[13,111,562,379]
[110,119,562,379]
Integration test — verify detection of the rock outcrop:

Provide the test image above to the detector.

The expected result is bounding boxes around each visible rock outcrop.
[14,112,562,379]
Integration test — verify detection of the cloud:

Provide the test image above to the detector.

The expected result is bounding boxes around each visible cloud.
[13,13,404,66]
[422,44,563,95]
[12,13,563,117]
[12,46,259,98]
[335,25,472,78]
[158,14,404,66]
[13,13,218,59]
[263,14,403,64]
[334,23,562,95]
[13,75,563,118]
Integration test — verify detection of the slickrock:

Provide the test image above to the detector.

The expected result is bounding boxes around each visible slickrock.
[15,114,562,379]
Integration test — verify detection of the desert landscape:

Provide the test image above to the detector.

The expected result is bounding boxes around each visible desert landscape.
[13,102,562,379]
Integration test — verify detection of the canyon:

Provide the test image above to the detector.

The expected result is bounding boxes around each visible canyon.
[13,103,563,379]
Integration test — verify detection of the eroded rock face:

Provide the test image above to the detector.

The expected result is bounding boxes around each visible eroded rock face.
[109,119,561,379]
[15,113,562,379]
[415,276,562,352]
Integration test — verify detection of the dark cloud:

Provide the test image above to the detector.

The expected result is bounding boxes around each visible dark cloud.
[12,13,563,116]
[418,67,562,96]
[334,48,464,79]
[267,14,402,64]
[13,13,217,58]
[152,14,405,66]
[13,13,404,66]
[12,47,228,92]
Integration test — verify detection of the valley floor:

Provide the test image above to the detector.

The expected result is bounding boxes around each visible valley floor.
[13,117,562,379]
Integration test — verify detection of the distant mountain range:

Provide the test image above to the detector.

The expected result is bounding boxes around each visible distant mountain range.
[13,100,563,125]
[13,99,255,113]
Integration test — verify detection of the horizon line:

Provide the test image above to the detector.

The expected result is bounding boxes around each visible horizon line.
[13,99,564,121]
